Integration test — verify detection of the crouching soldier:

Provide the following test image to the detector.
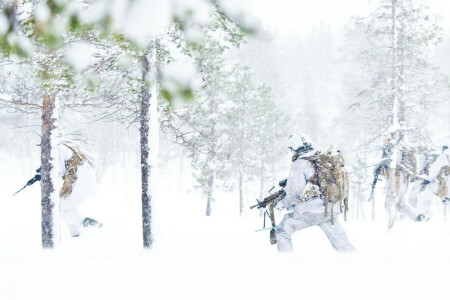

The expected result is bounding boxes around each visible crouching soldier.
[275,133,356,252]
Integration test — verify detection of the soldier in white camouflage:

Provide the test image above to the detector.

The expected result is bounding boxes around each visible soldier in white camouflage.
[414,146,450,219]
[274,133,356,252]
[379,139,426,229]
[59,143,102,237]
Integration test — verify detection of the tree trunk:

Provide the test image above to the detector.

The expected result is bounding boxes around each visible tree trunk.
[371,192,375,221]
[387,0,399,229]
[259,157,265,203]
[41,94,60,248]
[239,171,243,216]
[259,158,265,217]
[140,54,153,248]
[206,171,214,216]
[179,155,183,192]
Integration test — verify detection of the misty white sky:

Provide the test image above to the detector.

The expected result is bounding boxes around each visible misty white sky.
[237,0,450,37]
[226,0,450,146]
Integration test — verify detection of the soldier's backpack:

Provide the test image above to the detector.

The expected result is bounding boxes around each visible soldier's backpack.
[60,143,90,199]
[301,148,349,224]
[400,147,417,177]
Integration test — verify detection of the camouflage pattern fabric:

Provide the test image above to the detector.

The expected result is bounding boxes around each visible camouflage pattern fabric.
[437,166,450,199]
[382,168,407,194]
[299,182,320,202]
[301,149,349,224]
[399,147,417,177]
[59,144,89,199]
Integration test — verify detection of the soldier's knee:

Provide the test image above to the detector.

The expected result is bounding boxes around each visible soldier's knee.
[275,226,292,243]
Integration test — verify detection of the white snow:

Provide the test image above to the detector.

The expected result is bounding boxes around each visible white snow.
[149,50,159,167]
[34,2,51,23]
[64,41,95,72]
[172,0,213,24]
[1,151,450,300]
[160,56,200,104]
[122,0,171,46]
[116,55,133,69]
[50,97,61,247]
[0,13,9,36]
[0,93,12,101]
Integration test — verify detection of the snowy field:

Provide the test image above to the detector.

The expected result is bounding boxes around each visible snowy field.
[1,153,450,300]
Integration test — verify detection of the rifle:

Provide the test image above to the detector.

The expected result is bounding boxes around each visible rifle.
[250,188,285,209]
[13,167,41,196]
[367,164,386,202]
[251,183,286,245]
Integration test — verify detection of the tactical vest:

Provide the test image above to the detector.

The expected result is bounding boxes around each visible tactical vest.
[59,144,89,199]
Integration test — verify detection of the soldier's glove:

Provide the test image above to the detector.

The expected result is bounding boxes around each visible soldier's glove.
[279,179,287,188]
[422,179,431,185]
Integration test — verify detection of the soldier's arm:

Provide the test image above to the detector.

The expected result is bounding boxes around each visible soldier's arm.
[429,155,448,182]
[280,160,308,207]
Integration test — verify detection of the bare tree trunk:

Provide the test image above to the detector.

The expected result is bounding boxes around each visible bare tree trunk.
[206,171,214,216]
[206,138,215,216]
[259,158,265,203]
[372,192,375,221]
[387,0,399,229]
[259,157,265,217]
[179,155,183,192]
[41,94,60,248]
[239,171,243,216]
[112,121,116,183]
[140,54,153,248]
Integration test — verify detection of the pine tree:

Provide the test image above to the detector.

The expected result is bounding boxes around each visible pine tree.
[351,0,445,222]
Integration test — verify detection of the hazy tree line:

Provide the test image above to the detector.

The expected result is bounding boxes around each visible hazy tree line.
[236,0,450,220]
[1,0,449,248]
[0,0,287,247]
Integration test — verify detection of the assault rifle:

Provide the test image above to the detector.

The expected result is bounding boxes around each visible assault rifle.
[13,167,41,196]
[368,163,387,202]
[251,180,287,245]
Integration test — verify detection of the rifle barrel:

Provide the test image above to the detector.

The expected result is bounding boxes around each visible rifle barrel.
[13,186,26,196]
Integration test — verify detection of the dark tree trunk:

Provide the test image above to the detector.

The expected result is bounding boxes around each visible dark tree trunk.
[239,171,243,216]
[140,54,153,248]
[41,94,57,248]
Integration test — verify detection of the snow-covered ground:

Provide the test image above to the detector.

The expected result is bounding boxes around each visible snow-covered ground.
[1,153,450,300]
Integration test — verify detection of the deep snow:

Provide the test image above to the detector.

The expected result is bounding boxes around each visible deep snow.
[1,153,450,300]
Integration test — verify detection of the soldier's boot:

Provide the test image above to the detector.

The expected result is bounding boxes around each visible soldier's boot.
[83,217,103,228]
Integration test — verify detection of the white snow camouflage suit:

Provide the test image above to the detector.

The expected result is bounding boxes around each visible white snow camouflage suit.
[406,149,429,209]
[383,147,422,228]
[59,144,97,237]
[275,151,356,252]
[414,150,450,217]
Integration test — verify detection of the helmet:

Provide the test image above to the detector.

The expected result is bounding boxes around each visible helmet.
[288,133,314,155]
